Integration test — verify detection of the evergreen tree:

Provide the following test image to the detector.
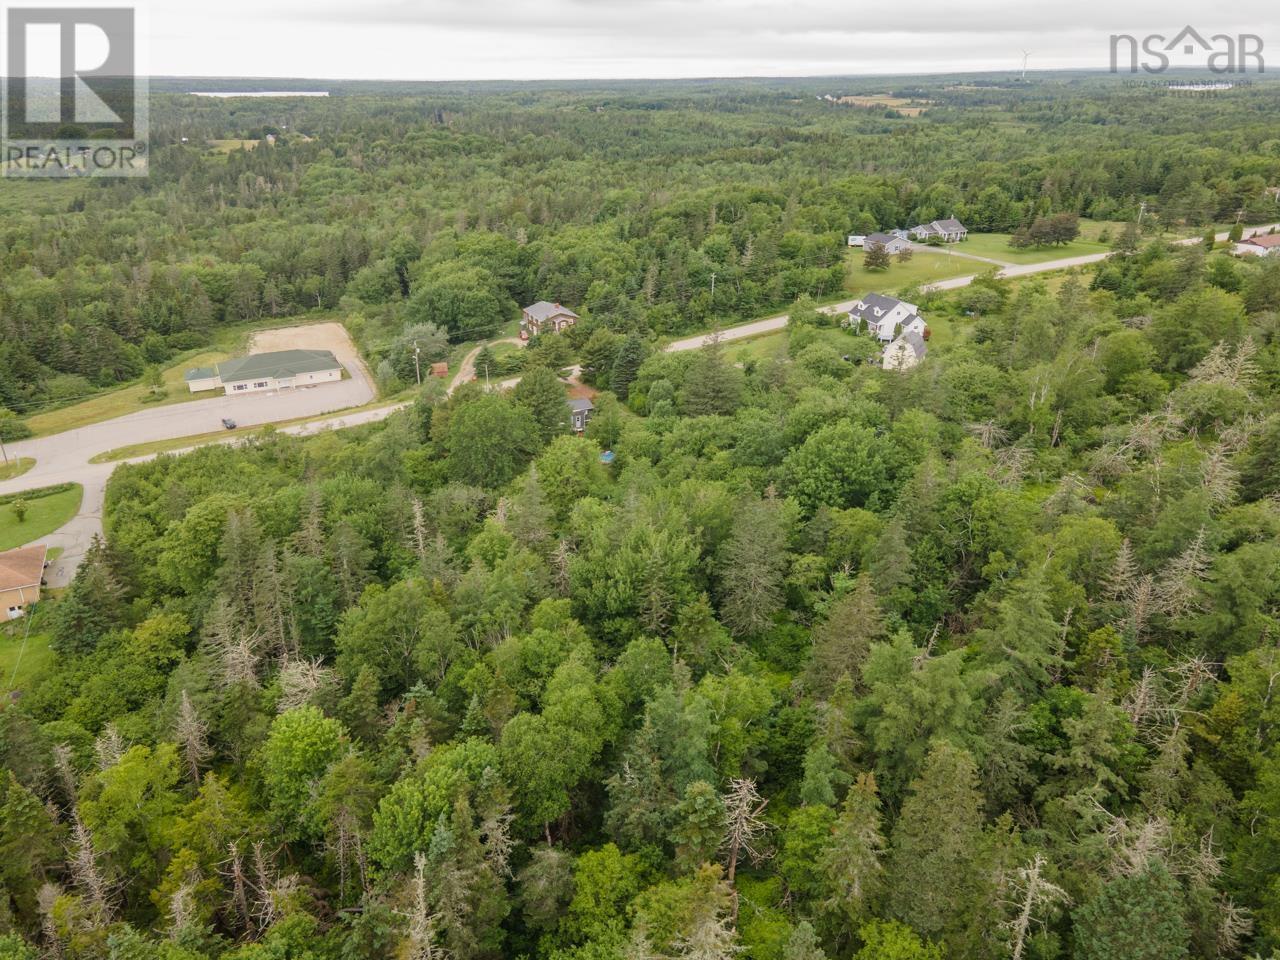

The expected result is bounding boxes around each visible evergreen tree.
[680,336,743,417]
[885,742,987,949]
[672,781,725,872]
[718,496,789,638]
[514,365,570,442]
[1073,864,1189,960]
[805,574,886,696]
[818,773,884,931]
[610,335,647,401]
[49,535,123,656]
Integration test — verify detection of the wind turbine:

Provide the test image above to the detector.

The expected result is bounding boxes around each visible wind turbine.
[1020,50,1032,82]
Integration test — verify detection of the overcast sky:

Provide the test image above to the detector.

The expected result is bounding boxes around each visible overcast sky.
[141,0,1275,80]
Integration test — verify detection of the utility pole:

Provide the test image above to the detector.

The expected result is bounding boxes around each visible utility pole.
[0,434,7,465]
[411,342,422,386]
[1235,208,1245,224]
[1137,200,1147,227]
[710,272,716,299]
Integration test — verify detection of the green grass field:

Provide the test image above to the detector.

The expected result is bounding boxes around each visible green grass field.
[954,233,1112,265]
[0,485,83,551]
[0,458,35,481]
[846,249,977,297]
[24,348,234,437]
[0,624,53,693]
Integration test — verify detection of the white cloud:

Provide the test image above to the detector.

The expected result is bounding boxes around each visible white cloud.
[144,0,1278,80]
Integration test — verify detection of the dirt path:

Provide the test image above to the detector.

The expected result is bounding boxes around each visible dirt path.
[451,337,523,392]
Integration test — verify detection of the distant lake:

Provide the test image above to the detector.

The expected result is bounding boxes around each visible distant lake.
[190,91,330,98]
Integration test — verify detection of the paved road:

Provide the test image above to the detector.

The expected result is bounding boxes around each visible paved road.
[665,225,1280,349]
[10,222,1280,585]
[0,360,375,585]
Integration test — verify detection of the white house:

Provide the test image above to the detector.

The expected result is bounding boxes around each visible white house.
[1235,235,1280,257]
[845,293,928,342]
[882,331,928,371]
[184,349,344,395]
[910,218,968,243]
[863,232,912,255]
[847,234,867,247]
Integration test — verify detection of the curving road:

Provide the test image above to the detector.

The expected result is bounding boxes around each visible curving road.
[6,223,1279,585]
[0,360,375,585]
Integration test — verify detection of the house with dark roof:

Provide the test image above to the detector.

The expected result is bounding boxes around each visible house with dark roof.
[0,544,47,619]
[184,349,344,394]
[863,232,912,255]
[568,397,595,433]
[521,301,580,339]
[910,218,968,243]
[844,293,928,343]
[882,331,928,371]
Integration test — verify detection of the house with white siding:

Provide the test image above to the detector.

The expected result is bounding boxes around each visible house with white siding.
[185,349,344,394]
[844,293,928,342]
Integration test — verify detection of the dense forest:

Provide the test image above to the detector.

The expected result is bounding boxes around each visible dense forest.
[5,76,1280,960]
[4,74,1280,418]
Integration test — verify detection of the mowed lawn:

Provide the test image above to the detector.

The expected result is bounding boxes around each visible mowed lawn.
[0,458,35,481]
[955,232,1112,265]
[0,485,83,551]
[0,627,53,693]
[846,249,977,297]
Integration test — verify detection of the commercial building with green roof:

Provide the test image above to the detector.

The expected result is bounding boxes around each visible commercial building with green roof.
[185,349,344,395]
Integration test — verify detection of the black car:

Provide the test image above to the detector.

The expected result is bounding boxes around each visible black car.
[221,418,237,430]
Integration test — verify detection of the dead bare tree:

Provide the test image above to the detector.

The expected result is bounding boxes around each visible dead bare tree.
[999,854,1070,960]
[277,658,337,712]
[480,804,516,879]
[221,841,254,935]
[410,497,431,566]
[551,538,575,597]
[1200,447,1239,509]
[68,819,114,920]
[402,851,449,960]
[721,779,770,921]
[37,883,65,959]
[968,419,1009,450]
[1155,529,1211,620]
[1216,897,1254,957]
[168,876,199,940]
[175,689,212,783]
[93,723,127,770]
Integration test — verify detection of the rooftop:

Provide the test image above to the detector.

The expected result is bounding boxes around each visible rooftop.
[524,301,580,322]
[1243,234,1280,249]
[215,349,342,384]
[0,544,47,592]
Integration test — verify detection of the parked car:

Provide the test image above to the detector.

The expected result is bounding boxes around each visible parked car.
[221,418,237,430]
